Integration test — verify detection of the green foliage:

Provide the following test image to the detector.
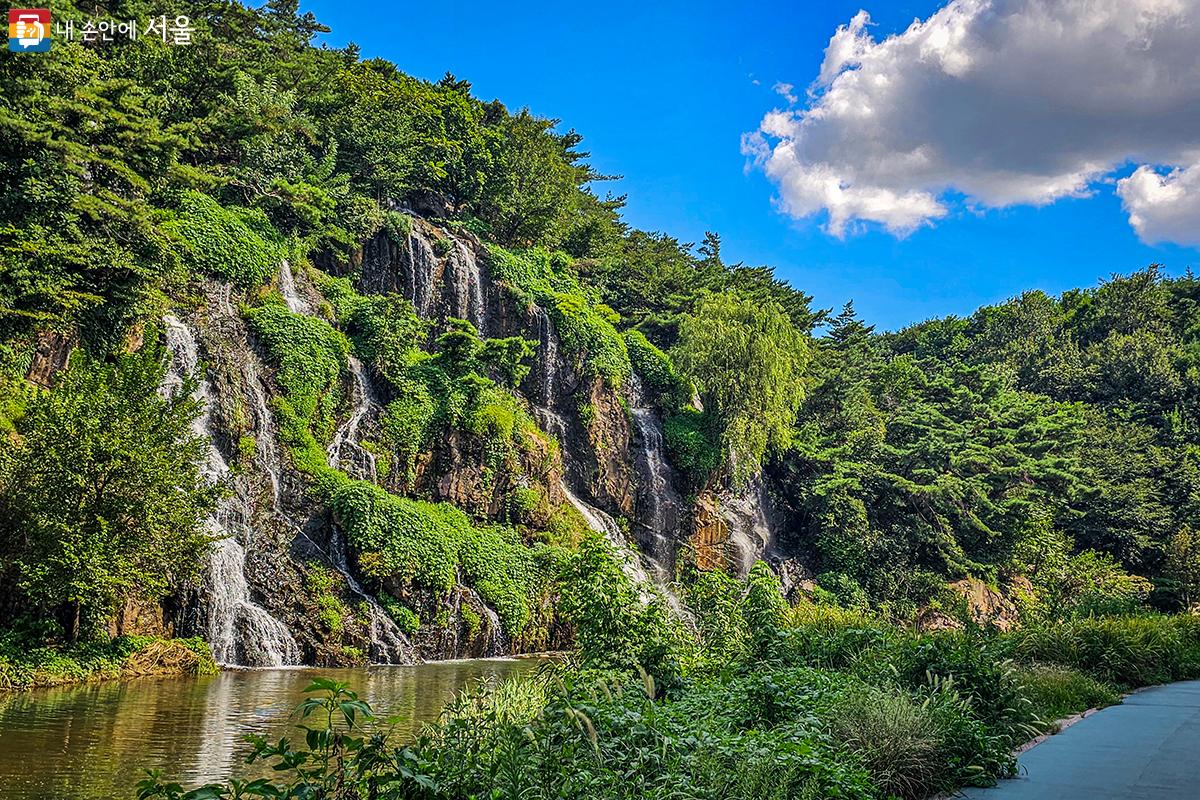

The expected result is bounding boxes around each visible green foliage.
[479,335,536,388]
[663,408,722,486]
[1015,665,1119,724]
[305,566,347,635]
[168,191,286,288]
[380,377,437,489]
[673,293,809,481]
[246,303,349,447]
[625,329,690,409]
[380,594,421,635]
[1164,525,1200,609]
[550,293,631,385]
[331,481,551,635]
[1012,517,1152,621]
[1011,614,1200,688]
[486,245,631,383]
[558,536,683,684]
[0,632,216,690]
[0,347,217,636]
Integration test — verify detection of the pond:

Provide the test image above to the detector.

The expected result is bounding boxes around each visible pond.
[0,657,545,800]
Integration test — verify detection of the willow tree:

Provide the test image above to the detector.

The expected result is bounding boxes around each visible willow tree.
[672,293,809,482]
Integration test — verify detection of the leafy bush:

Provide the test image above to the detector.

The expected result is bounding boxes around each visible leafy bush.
[550,293,631,385]
[246,303,349,447]
[625,329,689,408]
[558,536,684,684]
[663,407,722,485]
[379,593,421,635]
[169,191,285,287]
[331,481,555,636]
[486,245,631,384]
[828,685,953,799]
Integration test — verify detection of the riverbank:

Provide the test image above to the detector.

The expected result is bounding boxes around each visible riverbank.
[129,606,1200,800]
[0,635,217,691]
[0,658,543,800]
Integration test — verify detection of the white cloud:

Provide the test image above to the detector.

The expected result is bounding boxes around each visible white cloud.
[1118,163,1200,246]
[746,0,1200,243]
[772,81,798,103]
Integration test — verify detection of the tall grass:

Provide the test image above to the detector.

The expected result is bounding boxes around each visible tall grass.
[1011,615,1200,687]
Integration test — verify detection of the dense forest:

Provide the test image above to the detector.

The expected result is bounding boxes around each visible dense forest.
[3,2,1200,798]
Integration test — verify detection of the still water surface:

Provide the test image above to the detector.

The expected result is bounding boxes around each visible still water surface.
[0,658,543,800]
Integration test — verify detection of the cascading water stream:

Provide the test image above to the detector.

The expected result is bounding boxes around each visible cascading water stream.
[628,374,684,582]
[327,355,379,483]
[279,260,314,316]
[529,305,689,618]
[273,264,410,661]
[407,225,437,318]
[449,238,487,332]
[720,477,775,577]
[162,314,301,667]
[327,526,410,663]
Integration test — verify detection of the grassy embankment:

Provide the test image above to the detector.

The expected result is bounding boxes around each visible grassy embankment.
[0,634,217,691]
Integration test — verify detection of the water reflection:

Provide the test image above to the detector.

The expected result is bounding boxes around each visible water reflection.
[0,658,542,800]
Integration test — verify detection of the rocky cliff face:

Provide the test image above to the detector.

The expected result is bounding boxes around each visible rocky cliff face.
[92,213,786,666]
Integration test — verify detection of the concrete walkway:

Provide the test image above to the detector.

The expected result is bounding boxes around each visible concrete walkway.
[961,679,1200,799]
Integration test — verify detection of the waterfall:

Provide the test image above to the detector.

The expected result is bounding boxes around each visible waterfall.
[162,315,301,667]
[327,526,411,663]
[534,306,560,406]
[270,265,410,663]
[720,478,776,577]
[327,355,379,483]
[628,374,684,582]
[207,538,302,666]
[559,479,653,590]
[244,355,282,505]
[479,603,504,656]
[407,225,438,318]
[279,260,314,316]
[448,239,487,332]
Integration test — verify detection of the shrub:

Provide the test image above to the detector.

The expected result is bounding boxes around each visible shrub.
[486,244,631,384]
[663,407,722,485]
[625,329,689,408]
[332,480,556,636]
[550,292,631,385]
[169,191,285,287]
[829,686,944,800]
[246,303,349,446]
[379,593,421,635]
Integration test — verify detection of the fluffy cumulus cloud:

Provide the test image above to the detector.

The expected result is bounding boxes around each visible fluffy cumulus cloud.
[745,0,1200,242]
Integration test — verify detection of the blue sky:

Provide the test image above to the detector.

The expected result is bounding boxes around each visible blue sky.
[302,0,1199,330]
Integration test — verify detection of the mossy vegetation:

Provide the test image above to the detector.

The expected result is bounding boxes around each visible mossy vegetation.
[330,481,563,637]
[169,191,286,288]
[487,245,631,384]
[246,302,349,447]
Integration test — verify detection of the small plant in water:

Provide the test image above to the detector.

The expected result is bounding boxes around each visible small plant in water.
[136,677,437,799]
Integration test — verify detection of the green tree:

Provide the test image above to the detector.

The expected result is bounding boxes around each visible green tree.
[1164,526,1200,609]
[672,294,809,481]
[0,347,218,639]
